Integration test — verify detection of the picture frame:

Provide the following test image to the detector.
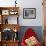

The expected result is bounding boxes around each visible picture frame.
[9,10,18,15]
[23,8,36,19]
[2,10,9,15]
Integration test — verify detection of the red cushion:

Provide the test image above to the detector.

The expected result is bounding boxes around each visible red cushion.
[21,28,41,46]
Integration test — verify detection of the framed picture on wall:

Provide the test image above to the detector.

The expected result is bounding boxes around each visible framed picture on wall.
[2,10,9,15]
[23,8,36,19]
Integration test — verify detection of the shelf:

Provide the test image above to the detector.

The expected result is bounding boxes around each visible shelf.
[0,7,19,16]
[0,7,19,10]
[0,24,20,32]
[1,40,19,46]
[0,7,20,46]
[2,40,19,43]
[0,7,19,24]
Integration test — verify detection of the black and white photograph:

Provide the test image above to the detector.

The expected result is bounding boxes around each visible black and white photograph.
[23,8,36,19]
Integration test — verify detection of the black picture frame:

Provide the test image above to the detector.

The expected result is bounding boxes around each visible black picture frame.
[23,8,36,19]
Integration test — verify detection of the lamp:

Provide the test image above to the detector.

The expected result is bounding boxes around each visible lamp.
[15,0,17,7]
[14,28,17,32]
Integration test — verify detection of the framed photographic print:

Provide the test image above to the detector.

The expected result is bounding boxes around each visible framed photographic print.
[2,10,9,15]
[23,8,36,19]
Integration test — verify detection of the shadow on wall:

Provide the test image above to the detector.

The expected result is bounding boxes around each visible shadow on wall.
[18,26,44,44]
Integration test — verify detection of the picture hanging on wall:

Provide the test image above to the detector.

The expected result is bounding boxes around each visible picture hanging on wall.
[23,8,36,19]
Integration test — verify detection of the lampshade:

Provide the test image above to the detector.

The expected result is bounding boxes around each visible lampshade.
[15,0,17,7]
[13,28,17,32]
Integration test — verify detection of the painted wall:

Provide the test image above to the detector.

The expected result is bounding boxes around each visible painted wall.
[0,0,44,26]
[18,26,44,44]
[18,0,44,26]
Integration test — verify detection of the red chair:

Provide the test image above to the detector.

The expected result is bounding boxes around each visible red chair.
[21,28,41,46]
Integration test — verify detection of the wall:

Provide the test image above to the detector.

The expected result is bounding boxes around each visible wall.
[18,0,44,26]
[18,26,44,44]
[0,0,44,26]
[0,0,15,7]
